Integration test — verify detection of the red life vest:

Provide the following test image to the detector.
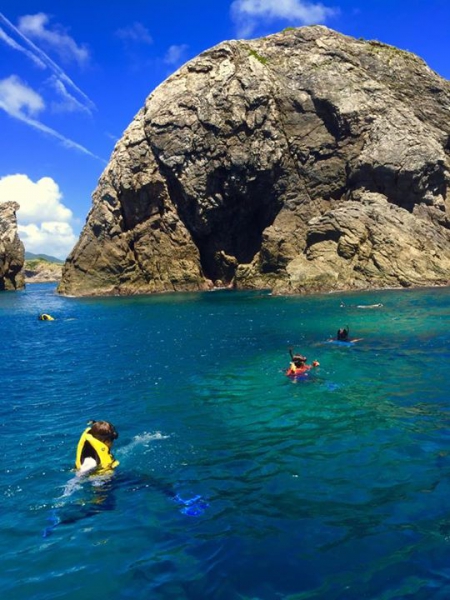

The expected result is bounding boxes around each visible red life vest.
[286,362,311,377]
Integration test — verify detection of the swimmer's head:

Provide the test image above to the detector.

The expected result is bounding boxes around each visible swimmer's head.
[88,420,118,443]
[293,354,307,366]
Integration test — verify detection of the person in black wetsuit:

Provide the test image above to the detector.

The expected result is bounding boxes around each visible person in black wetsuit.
[337,326,349,341]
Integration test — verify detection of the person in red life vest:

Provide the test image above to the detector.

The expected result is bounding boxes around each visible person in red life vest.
[286,348,320,376]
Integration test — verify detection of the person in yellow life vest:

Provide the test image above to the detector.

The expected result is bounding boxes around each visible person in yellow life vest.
[75,420,119,474]
[38,313,54,321]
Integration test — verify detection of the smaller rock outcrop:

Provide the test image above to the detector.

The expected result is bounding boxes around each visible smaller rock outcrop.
[0,201,25,291]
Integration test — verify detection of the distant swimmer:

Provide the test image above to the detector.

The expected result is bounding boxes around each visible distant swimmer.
[286,348,320,377]
[356,303,383,309]
[328,325,363,344]
[337,325,349,341]
[38,313,54,321]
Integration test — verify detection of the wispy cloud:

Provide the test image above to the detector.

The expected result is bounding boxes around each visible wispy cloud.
[0,75,105,162]
[164,44,189,66]
[47,75,93,115]
[231,0,338,37]
[116,21,153,45]
[18,12,90,67]
[115,22,155,73]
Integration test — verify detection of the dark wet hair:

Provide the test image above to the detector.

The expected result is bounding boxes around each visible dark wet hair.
[88,420,118,442]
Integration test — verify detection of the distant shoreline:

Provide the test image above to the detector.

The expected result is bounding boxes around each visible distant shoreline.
[24,259,63,285]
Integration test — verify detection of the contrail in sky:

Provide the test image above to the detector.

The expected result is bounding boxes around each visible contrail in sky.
[0,11,105,162]
[0,27,46,68]
[0,11,96,114]
[15,111,106,162]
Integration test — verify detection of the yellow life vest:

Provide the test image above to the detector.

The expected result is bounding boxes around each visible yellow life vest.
[40,314,54,321]
[75,428,119,472]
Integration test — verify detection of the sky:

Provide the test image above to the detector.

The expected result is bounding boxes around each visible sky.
[0,0,449,260]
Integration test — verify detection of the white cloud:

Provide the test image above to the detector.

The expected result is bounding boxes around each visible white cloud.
[18,222,77,259]
[0,174,78,258]
[164,44,189,66]
[231,0,338,37]
[18,12,90,67]
[0,174,72,223]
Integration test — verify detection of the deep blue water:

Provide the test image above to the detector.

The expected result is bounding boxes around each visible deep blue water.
[1,283,450,599]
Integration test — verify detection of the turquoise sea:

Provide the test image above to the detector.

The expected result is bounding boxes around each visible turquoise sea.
[1,282,450,600]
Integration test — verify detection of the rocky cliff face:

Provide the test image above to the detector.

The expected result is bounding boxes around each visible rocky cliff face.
[58,26,450,297]
[0,201,25,291]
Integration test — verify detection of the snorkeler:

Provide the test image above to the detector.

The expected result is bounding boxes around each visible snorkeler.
[286,348,319,376]
[38,313,54,321]
[43,420,207,537]
[75,420,119,474]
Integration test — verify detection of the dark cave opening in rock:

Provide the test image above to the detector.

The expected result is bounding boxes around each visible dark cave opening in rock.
[195,210,267,284]
[167,167,285,285]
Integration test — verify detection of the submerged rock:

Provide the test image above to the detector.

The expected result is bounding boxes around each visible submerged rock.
[58,26,450,296]
[0,201,25,291]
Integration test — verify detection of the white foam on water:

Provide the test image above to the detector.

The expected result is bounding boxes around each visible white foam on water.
[60,475,83,499]
[116,431,169,459]
[58,432,167,499]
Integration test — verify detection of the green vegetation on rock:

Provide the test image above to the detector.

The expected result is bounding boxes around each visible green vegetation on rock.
[248,48,268,65]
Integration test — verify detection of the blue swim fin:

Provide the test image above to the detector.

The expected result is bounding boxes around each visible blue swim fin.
[42,509,60,537]
[173,494,209,516]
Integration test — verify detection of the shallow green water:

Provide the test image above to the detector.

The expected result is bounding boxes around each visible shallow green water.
[1,283,450,599]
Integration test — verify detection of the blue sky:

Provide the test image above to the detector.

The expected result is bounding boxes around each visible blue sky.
[0,0,449,259]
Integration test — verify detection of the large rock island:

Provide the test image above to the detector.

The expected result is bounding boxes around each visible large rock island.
[58,26,450,297]
[0,201,25,291]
